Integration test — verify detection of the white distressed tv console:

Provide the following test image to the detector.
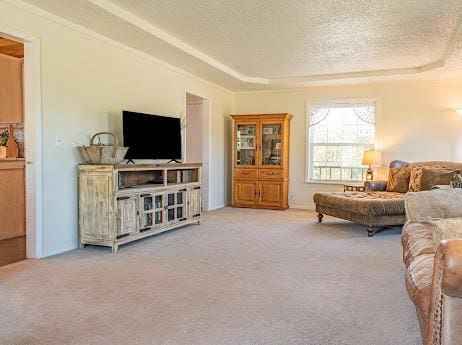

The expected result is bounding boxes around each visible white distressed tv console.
[78,163,201,253]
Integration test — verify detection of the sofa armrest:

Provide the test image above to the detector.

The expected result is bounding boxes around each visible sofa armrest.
[364,180,387,192]
[439,240,462,297]
[428,239,462,345]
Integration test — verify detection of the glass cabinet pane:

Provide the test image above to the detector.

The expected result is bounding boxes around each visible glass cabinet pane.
[177,192,183,205]
[168,209,175,221]
[236,124,256,165]
[155,211,163,225]
[143,196,153,210]
[144,213,153,227]
[261,124,282,165]
[155,195,163,209]
[177,207,183,219]
[167,193,175,206]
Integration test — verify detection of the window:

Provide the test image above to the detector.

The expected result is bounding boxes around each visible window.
[307,102,376,182]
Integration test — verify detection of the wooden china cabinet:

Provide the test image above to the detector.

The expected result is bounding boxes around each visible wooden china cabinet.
[231,113,292,210]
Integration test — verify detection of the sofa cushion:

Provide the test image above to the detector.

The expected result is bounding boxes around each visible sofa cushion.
[386,167,411,193]
[409,167,424,192]
[420,167,459,191]
[405,189,462,221]
[401,221,435,267]
[428,217,462,248]
[405,254,434,340]
[313,191,405,216]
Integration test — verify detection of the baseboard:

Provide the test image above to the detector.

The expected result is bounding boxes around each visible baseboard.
[289,204,315,211]
[208,204,227,211]
[43,241,78,258]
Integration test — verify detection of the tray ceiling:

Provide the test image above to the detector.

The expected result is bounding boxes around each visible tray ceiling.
[15,0,462,91]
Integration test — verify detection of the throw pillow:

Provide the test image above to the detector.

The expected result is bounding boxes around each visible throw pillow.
[429,217,462,248]
[408,167,423,192]
[420,167,459,191]
[386,167,411,193]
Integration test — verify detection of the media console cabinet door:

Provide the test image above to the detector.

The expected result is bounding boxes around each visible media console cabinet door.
[116,195,138,237]
[188,187,201,218]
[139,192,166,230]
[166,189,187,225]
[79,172,113,240]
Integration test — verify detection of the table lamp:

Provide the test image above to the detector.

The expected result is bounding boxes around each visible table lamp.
[362,150,382,181]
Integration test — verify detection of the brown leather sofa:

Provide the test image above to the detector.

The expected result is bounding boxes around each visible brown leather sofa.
[403,189,462,345]
[314,160,462,237]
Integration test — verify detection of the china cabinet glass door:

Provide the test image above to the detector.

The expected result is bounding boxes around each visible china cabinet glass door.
[260,122,283,167]
[236,123,257,166]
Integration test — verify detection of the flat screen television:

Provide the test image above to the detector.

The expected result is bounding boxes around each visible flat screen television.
[123,111,182,160]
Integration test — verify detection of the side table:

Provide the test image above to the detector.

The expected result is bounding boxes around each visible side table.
[344,183,365,192]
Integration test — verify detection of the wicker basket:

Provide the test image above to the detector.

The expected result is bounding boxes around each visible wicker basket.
[78,132,128,164]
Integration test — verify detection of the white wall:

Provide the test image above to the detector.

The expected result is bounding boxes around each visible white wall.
[233,81,462,208]
[0,2,233,256]
[186,101,204,163]
[3,1,462,256]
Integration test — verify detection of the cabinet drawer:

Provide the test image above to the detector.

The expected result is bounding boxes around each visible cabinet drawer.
[259,169,283,179]
[234,169,257,179]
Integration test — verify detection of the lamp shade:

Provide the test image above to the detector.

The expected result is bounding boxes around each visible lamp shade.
[362,150,382,166]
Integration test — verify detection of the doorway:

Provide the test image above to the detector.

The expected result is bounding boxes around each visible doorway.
[185,92,210,211]
[0,35,26,266]
[0,28,43,264]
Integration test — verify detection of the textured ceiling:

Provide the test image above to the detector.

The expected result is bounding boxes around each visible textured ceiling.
[14,0,462,91]
[107,0,462,77]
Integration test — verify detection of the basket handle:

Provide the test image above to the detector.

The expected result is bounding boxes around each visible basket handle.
[90,132,118,146]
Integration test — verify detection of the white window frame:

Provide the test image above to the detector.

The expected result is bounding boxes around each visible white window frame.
[305,98,380,185]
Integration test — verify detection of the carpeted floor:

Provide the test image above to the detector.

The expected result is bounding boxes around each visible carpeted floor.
[0,208,420,345]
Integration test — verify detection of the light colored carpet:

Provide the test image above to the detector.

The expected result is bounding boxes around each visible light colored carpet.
[0,208,420,345]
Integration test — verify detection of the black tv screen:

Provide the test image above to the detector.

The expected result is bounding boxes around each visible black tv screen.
[123,111,182,160]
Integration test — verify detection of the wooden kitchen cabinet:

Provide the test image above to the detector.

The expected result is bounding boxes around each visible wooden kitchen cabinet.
[0,55,23,123]
[231,113,292,210]
[0,160,26,266]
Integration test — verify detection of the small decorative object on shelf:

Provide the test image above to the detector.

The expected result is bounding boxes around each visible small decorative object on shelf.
[0,127,8,158]
[362,149,382,181]
[6,125,18,158]
[451,173,462,188]
[78,132,128,164]
[344,183,365,192]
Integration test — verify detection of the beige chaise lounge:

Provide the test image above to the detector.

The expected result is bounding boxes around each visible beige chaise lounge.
[313,160,462,236]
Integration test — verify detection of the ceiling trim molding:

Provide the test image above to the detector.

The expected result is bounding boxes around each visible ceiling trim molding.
[234,76,462,95]
[4,0,234,94]
[87,0,462,85]
[88,0,266,84]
